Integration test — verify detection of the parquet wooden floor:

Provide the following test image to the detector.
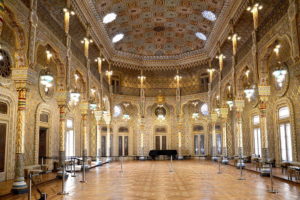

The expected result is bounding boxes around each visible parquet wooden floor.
[1,160,300,200]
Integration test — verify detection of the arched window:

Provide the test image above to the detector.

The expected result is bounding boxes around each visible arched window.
[0,101,9,175]
[0,102,8,114]
[252,115,261,157]
[118,126,129,156]
[66,119,75,157]
[199,73,209,92]
[193,125,205,155]
[0,50,11,78]
[278,106,292,162]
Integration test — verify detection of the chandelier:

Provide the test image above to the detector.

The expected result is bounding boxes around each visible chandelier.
[40,50,54,93]
[70,89,81,105]
[40,70,54,93]
[123,114,131,121]
[226,100,234,110]
[273,67,287,88]
[192,112,199,120]
[244,85,255,102]
[89,101,97,111]
[157,114,166,121]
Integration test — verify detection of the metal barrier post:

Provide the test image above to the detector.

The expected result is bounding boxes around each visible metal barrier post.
[72,157,76,177]
[169,155,174,172]
[217,157,222,174]
[28,173,32,200]
[268,164,278,193]
[58,162,69,195]
[238,159,245,180]
[80,156,87,183]
[120,156,123,173]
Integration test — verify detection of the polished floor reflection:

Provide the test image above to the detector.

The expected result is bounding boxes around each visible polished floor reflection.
[1,160,300,200]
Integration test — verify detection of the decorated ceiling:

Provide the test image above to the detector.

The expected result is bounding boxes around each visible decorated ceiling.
[94,0,226,57]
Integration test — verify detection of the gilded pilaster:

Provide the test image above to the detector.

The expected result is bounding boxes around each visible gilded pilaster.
[58,105,66,165]
[211,113,218,159]
[234,99,244,156]
[258,85,271,161]
[12,87,28,194]
[0,0,4,35]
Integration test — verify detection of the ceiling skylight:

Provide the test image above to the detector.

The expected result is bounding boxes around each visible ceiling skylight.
[112,33,124,43]
[202,10,217,21]
[103,13,117,24]
[195,32,207,41]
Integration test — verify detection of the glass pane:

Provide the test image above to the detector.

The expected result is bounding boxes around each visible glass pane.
[216,134,222,154]
[286,123,292,161]
[253,115,260,125]
[155,136,160,150]
[110,134,113,156]
[162,136,167,150]
[124,136,128,156]
[254,129,258,155]
[258,129,261,156]
[200,135,205,155]
[118,136,123,156]
[280,124,287,161]
[101,136,106,156]
[279,107,290,119]
[194,135,199,155]
[0,123,7,172]
[67,119,73,128]
[40,113,49,123]
[0,102,8,114]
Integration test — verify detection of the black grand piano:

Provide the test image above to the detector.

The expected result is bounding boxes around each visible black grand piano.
[149,150,177,160]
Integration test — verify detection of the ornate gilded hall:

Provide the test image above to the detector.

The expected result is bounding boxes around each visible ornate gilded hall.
[0,0,300,199]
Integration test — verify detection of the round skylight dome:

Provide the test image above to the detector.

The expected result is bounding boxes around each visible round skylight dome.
[195,32,207,41]
[202,10,217,21]
[113,105,122,117]
[112,33,124,43]
[103,13,117,24]
[200,103,209,116]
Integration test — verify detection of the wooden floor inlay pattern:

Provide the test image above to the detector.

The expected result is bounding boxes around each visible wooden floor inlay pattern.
[1,160,300,200]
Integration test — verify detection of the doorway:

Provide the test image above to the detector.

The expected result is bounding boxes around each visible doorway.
[0,123,7,181]
[155,135,167,150]
[39,127,48,165]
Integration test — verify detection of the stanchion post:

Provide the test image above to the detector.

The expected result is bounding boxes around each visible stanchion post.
[238,158,245,180]
[120,156,123,173]
[72,157,76,177]
[268,164,278,193]
[80,156,87,183]
[28,173,32,200]
[169,155,174,173]
[58,162,69,195]
[217,157,222,174]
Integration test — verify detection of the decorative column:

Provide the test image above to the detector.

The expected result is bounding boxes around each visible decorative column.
[11,63,36,194]
[12,88,28,194]
[258,86,270,162]
[288,0,300,61]
[211,112,218,161]
[58,105,67,164]
[94,110,102,164]
[0,0,4,35]
[27,0,38,68]
[138,71,146,160]
[235,99,245,168]
[80,102,89,159]
[103,112,111,159]
[221,107,229,164]
[174,70,183,159]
